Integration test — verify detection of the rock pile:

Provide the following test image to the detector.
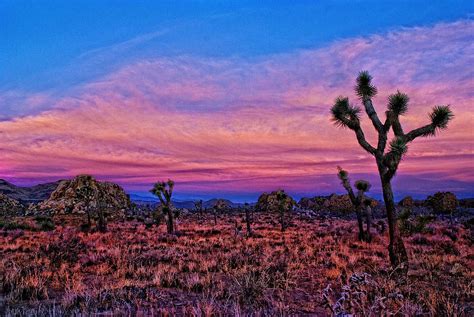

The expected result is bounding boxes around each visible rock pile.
[30,175,130,216]
[0,193,24,216]
[256,190,295,212]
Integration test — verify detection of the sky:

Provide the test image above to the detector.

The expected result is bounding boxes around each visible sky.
[0,1,473,202]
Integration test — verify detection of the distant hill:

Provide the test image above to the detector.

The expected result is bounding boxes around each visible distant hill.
[0,179,63,203]
[131,195,250,209]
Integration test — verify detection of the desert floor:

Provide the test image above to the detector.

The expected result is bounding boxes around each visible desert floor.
[0,213,472,316]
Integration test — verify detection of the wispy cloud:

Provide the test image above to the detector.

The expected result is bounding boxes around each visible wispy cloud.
[0,20,472,199]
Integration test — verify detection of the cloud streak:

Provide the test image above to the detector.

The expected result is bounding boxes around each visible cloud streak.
[0,20,473,200]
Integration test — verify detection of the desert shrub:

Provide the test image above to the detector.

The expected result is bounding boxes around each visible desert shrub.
[398,208,434,236]
[230,268,270,307]
[0,221,33,231]
[41,235,86,269]
[1,261,49,301]
[34,216,55,231]
[398,196,414,208]
[322,272,405,316]
[426,192,458,214]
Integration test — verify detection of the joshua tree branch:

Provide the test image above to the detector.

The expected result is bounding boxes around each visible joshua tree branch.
[158,195,166,205]
[391,115,405,137]
[353,125,377,155]
[403,124,434,143]
[363,98,384,133]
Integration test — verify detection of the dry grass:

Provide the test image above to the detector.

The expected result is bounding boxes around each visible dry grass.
[0,213,472,316]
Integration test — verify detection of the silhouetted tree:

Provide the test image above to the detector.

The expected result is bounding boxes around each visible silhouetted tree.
[150,179,175,234]
[331,71,453,273]
[244,202,253,237]
[337,167,372,242]
[194,200,203,218]
[212,199,229,225]
[276,190,293,232]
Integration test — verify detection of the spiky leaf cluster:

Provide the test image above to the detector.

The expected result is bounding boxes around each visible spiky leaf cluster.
[355,71,377,98]
[337,166,349,182]
[150,179,174,203]
[331,97,361,128]
[389,137,408,157]
[430,105,453,130]
[355,180,371,192]
[388,91,409,115]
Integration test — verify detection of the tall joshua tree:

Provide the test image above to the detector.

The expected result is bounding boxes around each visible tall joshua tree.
[331,71,453,272]
[337,167,372,242]
[150,179,175,234]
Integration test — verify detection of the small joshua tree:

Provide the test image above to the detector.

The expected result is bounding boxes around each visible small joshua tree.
[150,179,175,234]
[212,199,228,225]
[244,202,253,237]
[75,184,95,229]
[337,167,372,242]
[276,190,293,232]
[331,71,453,272]
[194,199,204,218]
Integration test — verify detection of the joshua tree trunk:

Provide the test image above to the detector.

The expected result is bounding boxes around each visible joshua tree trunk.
[380,175,408,273]
[98,209,107,233]
[365,205,372,242]
[166,206,174,234]
[245,208,252,237]
[280,208,285,232]
[86,205,92,228]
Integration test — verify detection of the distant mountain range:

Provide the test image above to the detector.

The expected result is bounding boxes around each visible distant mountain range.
[2,178,472,209]
[130,194,249,209]
[0,179,248,208]
[0,179,63,203]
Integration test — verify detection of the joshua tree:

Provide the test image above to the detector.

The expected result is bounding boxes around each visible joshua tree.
[244,202,253,237]
[75,184,95,229]
[150,179,175,234]
[194,199,204,218]
[212,199,228,225]
[331,71,453,272]
[337,167,372,242]
[276,190,293,232]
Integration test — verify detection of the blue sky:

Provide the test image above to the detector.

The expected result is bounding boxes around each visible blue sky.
[1,1,472,91]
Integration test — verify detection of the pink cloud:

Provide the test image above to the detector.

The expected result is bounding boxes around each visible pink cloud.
[0,20,472,198]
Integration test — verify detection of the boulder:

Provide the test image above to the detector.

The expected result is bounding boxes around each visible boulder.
[0,193,24,216]
[323,194,353,213]
[30,175,130,216]
[298,196,328,211]
[256,190,295,212]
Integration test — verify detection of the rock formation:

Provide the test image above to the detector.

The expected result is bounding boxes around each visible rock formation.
[30,175,130,216]
[0,179,62,203]
[0,193,24,216]
[256,191,295,212]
